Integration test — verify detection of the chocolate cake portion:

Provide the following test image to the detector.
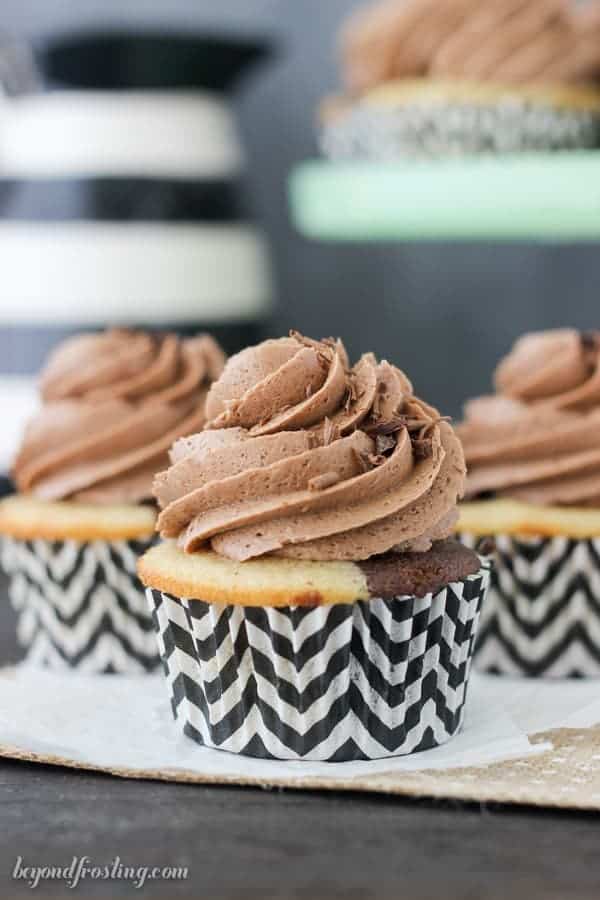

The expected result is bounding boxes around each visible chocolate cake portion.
[358,538,480,599]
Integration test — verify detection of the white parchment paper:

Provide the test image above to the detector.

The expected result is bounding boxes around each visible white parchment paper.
[4,667,598,783]
[477,674,600,733]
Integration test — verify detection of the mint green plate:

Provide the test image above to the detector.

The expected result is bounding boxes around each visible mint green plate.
[289,153,600,242]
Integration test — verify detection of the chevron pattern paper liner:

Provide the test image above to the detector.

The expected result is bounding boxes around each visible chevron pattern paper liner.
[1,536,160,673]
[321,103,600,161]
[461,534,600,678]
[147,564,490,762]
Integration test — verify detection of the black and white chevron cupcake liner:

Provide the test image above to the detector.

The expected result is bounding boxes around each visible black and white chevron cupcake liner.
[461,534,600,678]
[1,535,160,673]
[321,101,600,161]
[147,563,490,762]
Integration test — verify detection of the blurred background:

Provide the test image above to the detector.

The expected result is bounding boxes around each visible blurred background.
[1,0,599,434]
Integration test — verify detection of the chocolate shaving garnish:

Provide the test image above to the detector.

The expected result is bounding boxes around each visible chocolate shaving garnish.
[333,338,350,373]
[416,415,451,440]
[413,438,433,460]
[373,413,449,435]
[308,471,340,491]
[290,330,336,363]
[365,414,410,436]
[289,328,311,345]
[370,379,387,419]
[322,417,339,446]
[405,416,435,433]
[364,411,450,463]
[375,433,396,455]
[344,374,359,413]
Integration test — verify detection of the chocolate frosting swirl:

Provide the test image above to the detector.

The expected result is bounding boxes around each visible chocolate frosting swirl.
[14,329,225,504]
[459,329,600,506]
[341,0,600,94]
[154,332,466,561]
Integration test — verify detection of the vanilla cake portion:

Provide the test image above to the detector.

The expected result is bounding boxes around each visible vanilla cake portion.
[138,539,480,607]
[0,494,156,541]
[458,498,600,540]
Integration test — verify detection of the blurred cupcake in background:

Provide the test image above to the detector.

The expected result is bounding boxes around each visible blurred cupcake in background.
[0,328,225,673]
[458,329,600,677]
[321,0,600,160]
[140,331,490,761]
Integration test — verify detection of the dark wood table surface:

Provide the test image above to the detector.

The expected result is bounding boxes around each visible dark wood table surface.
[0,572,599,899]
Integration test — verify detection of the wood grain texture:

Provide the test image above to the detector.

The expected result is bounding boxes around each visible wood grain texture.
[1,759,600,900]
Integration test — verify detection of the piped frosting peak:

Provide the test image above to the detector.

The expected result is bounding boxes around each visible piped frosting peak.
[341,0,600,94]
[14,329,225,504]
[459,328,600,506]
[154,332,466,561]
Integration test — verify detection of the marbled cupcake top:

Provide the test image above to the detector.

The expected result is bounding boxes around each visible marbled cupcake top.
[154,332,467,561]
[14,329,225,504]
[341,0,600,94]
[459,329,600,506]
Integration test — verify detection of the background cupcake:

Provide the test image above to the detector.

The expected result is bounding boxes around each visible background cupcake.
[140,332,490,761]
[321,0,600,160]
[458,328,600,677]
[0,328,225,673]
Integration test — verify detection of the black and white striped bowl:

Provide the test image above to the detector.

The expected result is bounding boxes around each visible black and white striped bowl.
[147,562,490,762]
[0,31,273,379]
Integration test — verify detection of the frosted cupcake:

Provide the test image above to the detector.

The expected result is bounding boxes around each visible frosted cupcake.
[0,328,225,672]
[139,332,490,761]
[458,329,600,677]
[322,0,600,160]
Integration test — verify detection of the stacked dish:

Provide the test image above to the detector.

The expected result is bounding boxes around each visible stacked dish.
[0,31,274,487]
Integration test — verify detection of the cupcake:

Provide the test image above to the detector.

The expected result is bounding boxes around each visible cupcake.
[321,0,600,160]
[458,329,600,677]
[0,328,225,673]
[139,332,490,761]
